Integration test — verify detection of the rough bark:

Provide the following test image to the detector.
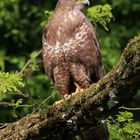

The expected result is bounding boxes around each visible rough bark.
[0,35,140,140]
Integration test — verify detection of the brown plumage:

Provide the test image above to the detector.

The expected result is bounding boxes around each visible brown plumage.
[42,0,104,96]
[42,0,108,139]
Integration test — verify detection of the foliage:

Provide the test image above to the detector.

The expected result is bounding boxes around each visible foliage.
[0,71,24,94]
[40,10,53,27]
[87,4,114,31]
[12,99,23,118]
[108,111,140,140]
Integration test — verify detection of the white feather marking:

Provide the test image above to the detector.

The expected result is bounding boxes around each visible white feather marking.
[47,31,49,37]
[56,27,62,39]
[68,11,77,21]
[74,22,88,45]
[43,18,89,58]
[64,15,68,23]
[73,10,78,16]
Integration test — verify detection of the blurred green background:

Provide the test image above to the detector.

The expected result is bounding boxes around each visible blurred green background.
[0,0,140,139]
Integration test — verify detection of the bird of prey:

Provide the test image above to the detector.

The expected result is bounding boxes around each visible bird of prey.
[42,0,108,139]
[42,0,104,97]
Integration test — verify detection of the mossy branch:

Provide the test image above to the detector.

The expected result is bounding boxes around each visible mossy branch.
[0,35,140,140]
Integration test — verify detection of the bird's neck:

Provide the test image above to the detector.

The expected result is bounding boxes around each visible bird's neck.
[55,1,74,12]
[55,7,74,15]
[54,1,84,14]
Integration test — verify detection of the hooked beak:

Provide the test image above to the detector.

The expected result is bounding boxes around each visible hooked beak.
[82,0,90,6]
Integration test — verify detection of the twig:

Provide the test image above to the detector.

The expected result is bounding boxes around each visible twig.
[32,92,56,113]
[22,73,41,107]
[0,123,9,129]
[18,49,42,75]
[9,92,29,99]
[0,102,34,108]
[119,106,140,111]
[18,49,42,108]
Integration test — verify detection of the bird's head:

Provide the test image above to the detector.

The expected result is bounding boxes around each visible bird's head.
[75,0,90,10]
[76,0,90,6]
[55,0,90,12]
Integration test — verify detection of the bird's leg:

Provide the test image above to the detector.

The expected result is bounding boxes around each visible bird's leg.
[53,65,70,105]
[54,99,64,105]
[63,94,72,101]
[54,93,70,105]
[72,84,84,96]
[75,85,83,92]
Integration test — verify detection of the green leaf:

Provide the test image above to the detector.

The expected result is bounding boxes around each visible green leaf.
[86,4,114,31]
[0,71,25,94]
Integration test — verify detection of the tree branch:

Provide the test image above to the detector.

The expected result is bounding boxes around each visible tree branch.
[0,35,140,140]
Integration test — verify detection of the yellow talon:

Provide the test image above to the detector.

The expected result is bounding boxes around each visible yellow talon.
[72,85,83,96]
[54,99,64,105]
[54,94,70,105]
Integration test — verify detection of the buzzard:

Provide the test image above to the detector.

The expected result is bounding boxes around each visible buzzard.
[42,0,108,139]
[42,0,104,96]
